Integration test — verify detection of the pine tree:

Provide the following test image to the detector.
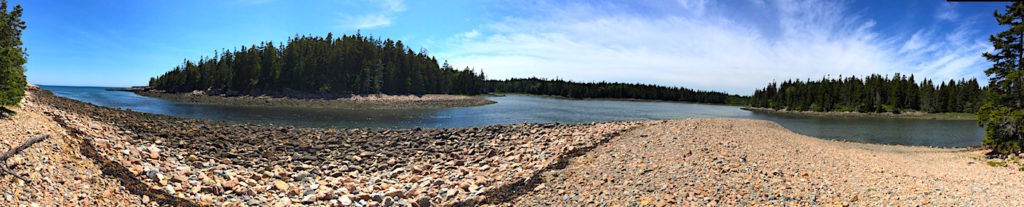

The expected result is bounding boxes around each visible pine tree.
[979,2,1024,154]
[0,0,26,112]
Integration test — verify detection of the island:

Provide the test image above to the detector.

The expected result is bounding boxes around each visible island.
[141,33,746,108]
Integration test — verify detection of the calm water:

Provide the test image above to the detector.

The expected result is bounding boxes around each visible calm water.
[41,85,984,147]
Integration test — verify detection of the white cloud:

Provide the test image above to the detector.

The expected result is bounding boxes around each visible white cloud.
[351,14,393,29]
[937,3,958,21]
[436,0,991,95]
[341,0,407,30]
[461,29,480,39]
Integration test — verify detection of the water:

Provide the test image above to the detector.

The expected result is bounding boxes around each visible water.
[41,85,984,147]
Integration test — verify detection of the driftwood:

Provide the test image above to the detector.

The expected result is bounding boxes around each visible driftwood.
[1,134,49,183]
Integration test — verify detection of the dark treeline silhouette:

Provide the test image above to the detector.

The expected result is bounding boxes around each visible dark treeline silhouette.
[488,77,747,105]
[149,33,487,97]
[750,73,984,113]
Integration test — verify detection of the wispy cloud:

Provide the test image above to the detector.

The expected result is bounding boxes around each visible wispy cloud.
[341,0,406,30]
[936,2,958,21]
[437,0,991,95]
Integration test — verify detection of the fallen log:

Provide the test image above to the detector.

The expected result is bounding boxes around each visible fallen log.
[1,134,49,183]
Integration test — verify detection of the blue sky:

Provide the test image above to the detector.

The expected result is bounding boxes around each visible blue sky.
[13,0,1010,95]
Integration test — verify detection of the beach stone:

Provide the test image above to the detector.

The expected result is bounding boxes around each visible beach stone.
[414,196,431,207]
[274,180,289,191]
[273,197,292,207]
[339,195,353,206]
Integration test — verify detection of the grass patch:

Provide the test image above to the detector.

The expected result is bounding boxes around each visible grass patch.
[987,160,1007,167]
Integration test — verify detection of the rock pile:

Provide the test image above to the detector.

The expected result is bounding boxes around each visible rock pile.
[32,88,645,206]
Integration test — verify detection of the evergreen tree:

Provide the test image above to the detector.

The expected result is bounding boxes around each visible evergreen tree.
[979,2,1024,154]
[749,73,984,114]
[150,34,489,96]
[0,0,26,113]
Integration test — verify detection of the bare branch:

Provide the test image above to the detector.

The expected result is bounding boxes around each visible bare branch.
[1,134,49,183]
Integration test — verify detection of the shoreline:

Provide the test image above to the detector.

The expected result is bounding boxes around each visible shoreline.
[741,106,977,121]
[5,87,1017,206]
[23,87,647,206]
[134,90,496,110]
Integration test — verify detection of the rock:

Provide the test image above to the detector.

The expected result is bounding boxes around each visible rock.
[384,189,403,198]
[222,179,238,190]
[383,196,394,207]
[340,195,353,206]
[273,197,292,207]
[165,184,176,195]
[130,165,144,176]
[146,169,161,180]
[274,180,289,191]
[414,196,431,207]
[148,144,161,159]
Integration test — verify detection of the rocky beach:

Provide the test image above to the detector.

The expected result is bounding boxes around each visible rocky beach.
[2,87,1022,206]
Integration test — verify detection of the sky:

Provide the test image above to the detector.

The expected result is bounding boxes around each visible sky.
[12,0,1012,95]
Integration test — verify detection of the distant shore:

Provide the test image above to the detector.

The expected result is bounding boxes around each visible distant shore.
[741,107,977,120]
[134,90,496,110]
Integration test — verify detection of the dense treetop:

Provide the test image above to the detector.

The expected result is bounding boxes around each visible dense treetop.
[489,77,747,105]
[750,73,984,113]
[149,33,487,96]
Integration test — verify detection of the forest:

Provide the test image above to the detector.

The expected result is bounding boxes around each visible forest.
[749,73,984,113]
[148,33,488,96]
[489,77,747,105]
[148,33,745,104]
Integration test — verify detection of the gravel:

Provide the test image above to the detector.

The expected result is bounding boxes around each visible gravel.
[511,119,1024,206]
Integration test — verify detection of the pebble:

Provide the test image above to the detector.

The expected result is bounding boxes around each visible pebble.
[274,180,289,191]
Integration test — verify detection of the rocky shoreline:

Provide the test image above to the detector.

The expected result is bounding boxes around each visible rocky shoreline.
[135,90,496,110]
[512,119,1022,206]
[741,107,977,120]
[4,87,1021,206]
[24,87,646,206]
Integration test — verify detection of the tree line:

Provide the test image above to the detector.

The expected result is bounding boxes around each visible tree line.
[0,0,27,115]
[148,33,746,104]
[750,73,984,113]
[148,33,488,96]
[489,77,747,105]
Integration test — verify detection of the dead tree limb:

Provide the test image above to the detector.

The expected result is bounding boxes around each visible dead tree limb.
[1,134,49,183]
